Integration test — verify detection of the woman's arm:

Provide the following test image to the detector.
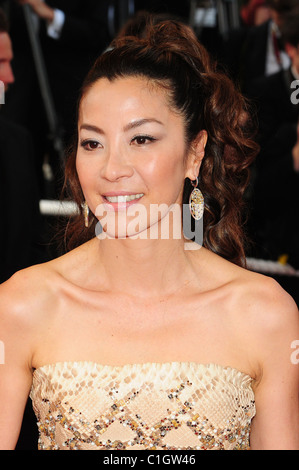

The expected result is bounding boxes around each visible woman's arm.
[248,279,299,450]
[0,272,35,449]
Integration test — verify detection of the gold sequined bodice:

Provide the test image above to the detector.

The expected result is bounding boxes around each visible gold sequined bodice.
[30,361,256,450]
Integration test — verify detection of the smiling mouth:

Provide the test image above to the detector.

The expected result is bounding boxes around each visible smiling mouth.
[104,193,144,203]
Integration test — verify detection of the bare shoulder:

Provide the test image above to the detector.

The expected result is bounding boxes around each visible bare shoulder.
[234,271,299,450]
[0,241,96,371]
[0,262,61,370]
[0,262,59,327]
[195,248,299,375]
[229,267,299,378]
[235,269,298,330]
[0,239,96,322]
[198,247,298,325]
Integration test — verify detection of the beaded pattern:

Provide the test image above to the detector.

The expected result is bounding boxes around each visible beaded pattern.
[189,188,204,220]
[30,362,256,450]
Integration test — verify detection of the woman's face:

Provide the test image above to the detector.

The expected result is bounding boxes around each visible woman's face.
[76,76,203,238]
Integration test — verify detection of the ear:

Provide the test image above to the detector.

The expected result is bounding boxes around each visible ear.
[185,130,208,181]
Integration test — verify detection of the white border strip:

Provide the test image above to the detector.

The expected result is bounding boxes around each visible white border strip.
[246,258,299,277]
[39,199,79,217]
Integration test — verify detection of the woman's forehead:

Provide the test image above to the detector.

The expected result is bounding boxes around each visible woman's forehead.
[81,75,170,104]
[78,76,182,127]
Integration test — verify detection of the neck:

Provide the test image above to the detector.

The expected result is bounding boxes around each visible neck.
[93,223,200,298]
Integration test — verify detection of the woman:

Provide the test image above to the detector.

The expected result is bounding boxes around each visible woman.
[0,19,298,450]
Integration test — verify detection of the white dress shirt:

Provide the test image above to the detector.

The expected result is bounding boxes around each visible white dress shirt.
[47,8,65,39]
[30,0,65,40]
[265,20,290,76]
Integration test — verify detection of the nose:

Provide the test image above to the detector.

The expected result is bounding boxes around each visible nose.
[1,63,15,86]
[100,148,134,182]
[6,64,14,84]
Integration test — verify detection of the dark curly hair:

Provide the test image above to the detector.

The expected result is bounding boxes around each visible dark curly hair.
[61,19,259,267]
[0,7,9,33]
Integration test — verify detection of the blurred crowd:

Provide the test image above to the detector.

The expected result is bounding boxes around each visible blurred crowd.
[0,0,298,285]
[221,0,299,271]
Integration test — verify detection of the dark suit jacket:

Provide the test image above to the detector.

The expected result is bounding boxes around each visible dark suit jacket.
[241,20,270,88]
[0,115,43,283]
[248,67,299,156]
[3,1,112,144]
[222,20,271,94]
[246,67,299,264]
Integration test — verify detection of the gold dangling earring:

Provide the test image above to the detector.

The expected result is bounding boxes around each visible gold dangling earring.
[83,201,89,228]
[189,177,204,220]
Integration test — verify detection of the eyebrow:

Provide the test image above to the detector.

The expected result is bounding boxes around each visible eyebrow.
[123,118,164,132]
[79,124,104,134]
[79,118,164,134]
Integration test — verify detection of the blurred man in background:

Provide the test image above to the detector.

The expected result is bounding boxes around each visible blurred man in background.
[0,7,43,285]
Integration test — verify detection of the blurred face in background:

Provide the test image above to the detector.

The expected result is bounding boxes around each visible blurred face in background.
[285,42,299,75]
[291,45,299,75]
[0,32,14,89]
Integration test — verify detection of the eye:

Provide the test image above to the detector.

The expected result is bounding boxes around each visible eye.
[131,135,156,146]
[80,139,101,151]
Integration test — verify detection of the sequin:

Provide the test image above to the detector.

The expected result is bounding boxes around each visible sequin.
[30,361,256,450]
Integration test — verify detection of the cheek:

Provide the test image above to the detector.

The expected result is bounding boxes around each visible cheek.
[76,157,95,191]
[145,149,186,195]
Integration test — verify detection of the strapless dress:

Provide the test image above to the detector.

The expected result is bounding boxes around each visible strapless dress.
[30,361,256,450]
